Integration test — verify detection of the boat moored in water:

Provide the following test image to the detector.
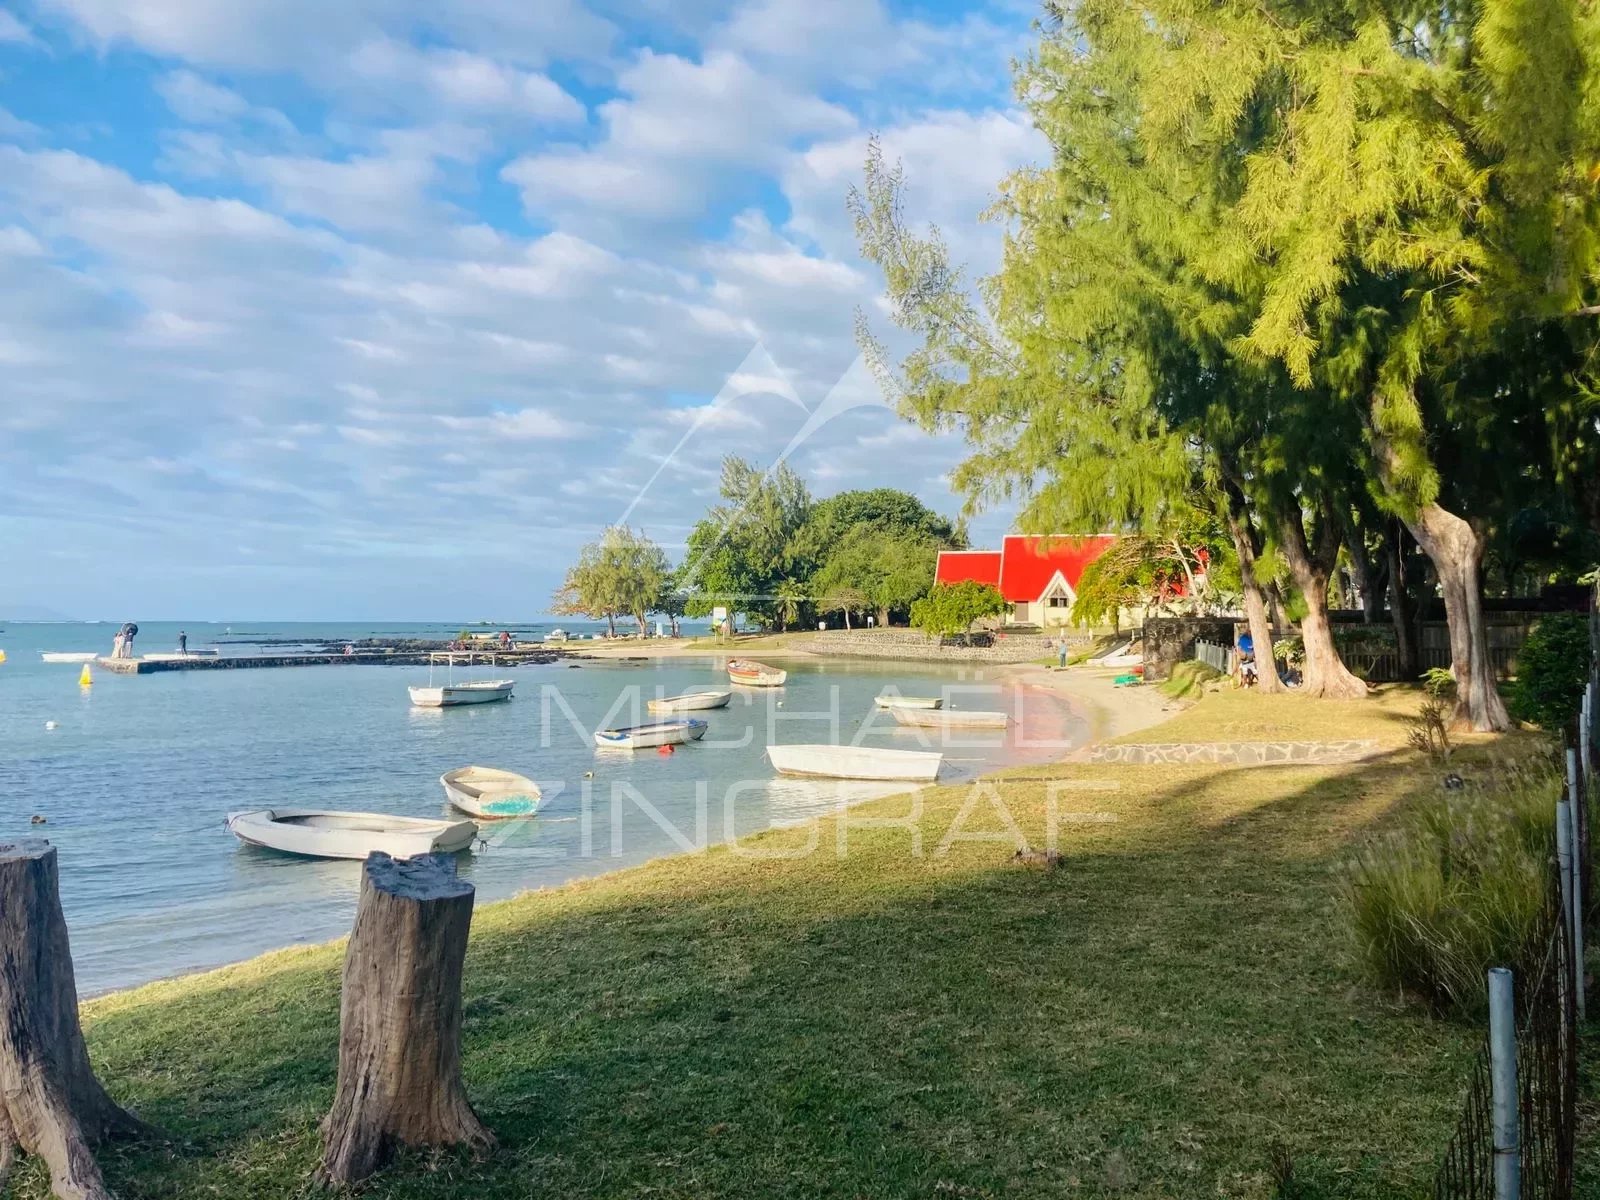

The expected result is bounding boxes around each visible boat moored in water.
[440,766,542,819]
[647,689,732,713]
[889,706,1010,730]
[768,744,943,782]
[727,659,786,687]
[873,694,943,710]
[594,719,709,750]
[226,809,479,860]
[409,680,516,707]
[40,652,98,663]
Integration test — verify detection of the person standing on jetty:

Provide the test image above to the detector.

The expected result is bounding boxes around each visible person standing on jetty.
[117,621,138,659]
[177,630,187,655]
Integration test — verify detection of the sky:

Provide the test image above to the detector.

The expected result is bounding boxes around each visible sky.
[0,0,1048,620]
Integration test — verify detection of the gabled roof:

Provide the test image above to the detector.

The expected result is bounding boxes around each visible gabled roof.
[995,535,1117,603]
[934,550,1002,590]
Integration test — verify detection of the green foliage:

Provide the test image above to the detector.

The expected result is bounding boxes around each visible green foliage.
[909,581,1007,638]
[1408,671,1458,762]
[554,526,670,636]
[811,526,938,624]
[681,457,813,622]
[1346,757,1560,1015]
[1160,660,1222,701]
[1510,613,1593,729]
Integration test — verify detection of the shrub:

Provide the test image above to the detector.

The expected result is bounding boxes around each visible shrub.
[1406,668,1455,763]
[1345,756,1560,1015]
[1160,659,1222,701]
[1510,612,1592,730]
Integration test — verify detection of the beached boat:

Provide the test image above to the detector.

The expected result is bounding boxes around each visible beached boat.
[768,744,943,782]
[40,652,98,663]
[889,707,1010,730]
[873,694,944,710]
[594,719,709,750]
[226,809,479,860]
[409,679,516,707]
[647,689,732,714]
[440,766,542,819]
[727,659,787,687]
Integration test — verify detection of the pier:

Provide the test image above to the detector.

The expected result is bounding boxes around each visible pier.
[94,649,564,675]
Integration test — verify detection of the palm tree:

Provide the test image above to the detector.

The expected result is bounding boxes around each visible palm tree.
[774,579,807,632]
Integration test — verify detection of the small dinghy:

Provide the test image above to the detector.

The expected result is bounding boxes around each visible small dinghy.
[727,659,786,686]
[226,809,479,860]
[890,707,1010,730]
[874,694,943,710]
[440,766,542,819]
[648,689,732,713]
[594,719,709,750]
[409,679,515,707]
[40,652,98,663]
[768,744,943,782]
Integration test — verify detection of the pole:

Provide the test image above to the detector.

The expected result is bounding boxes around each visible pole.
[1488,967,1520,1200]
[1566,750,1586,1020]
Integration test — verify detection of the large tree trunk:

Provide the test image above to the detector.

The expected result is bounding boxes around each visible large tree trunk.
[317,854,493,1188]
[1273,498,1369,700]
[1221,482,1284,694]
[0,841,144,1200]
[1342,514,1382,622]
[1406,502,1510,731]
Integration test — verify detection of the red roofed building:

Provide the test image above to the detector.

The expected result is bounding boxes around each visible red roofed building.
[935,535,1118,627]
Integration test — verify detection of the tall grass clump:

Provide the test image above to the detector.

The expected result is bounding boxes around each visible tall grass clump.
[1160,659,1223,701]
[1346,755,1561,1015]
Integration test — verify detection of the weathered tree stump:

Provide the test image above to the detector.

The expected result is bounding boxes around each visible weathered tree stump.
[316,853,492,1187]
[0,840,143,1200]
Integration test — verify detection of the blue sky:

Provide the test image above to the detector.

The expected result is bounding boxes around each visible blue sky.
[0,0,1046,619]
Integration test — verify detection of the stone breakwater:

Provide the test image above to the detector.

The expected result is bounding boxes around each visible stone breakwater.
[95,649,564,674]
[1085,739,1383,767]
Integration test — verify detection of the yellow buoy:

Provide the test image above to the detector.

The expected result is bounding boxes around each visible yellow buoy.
[79,664,92,687]
[0,649,7,663]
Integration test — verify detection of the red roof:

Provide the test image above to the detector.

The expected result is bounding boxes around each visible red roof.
[935,536,1118,603]
[935,550,1002,589]
[997,535,1117,602]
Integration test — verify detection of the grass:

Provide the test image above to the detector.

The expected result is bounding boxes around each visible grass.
[11,690,1574,1199]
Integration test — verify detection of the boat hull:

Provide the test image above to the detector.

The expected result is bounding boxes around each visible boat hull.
[889,707,1010,730]
[40,652,98,663]
[873,695,943,710]
[594,720,710,750]
[647,690,732,713]
[409,680,516,707]
[727,659,786,686]
[440,767,542,819]
[226,809,479,860]
[768,744,942,782]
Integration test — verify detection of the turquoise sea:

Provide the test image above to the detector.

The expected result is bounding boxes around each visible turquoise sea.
[0,622,1086,994]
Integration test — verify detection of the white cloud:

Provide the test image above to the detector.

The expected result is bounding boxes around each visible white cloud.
[0,107,42,140]
[155,70,296,132]
[435,408,581,439]
[345,38,585,122]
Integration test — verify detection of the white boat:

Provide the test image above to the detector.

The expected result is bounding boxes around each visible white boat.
[40,652,98,663]
[545,629,570,643]
[226,809,479,860]
[889,707,1010,730]
[440,766,542,819]
[594,719,709,750]
[873,694,943,710]
[409,680,516,707]
[647,689,732,713]
[768,744,943,782]
[727,659,787,686]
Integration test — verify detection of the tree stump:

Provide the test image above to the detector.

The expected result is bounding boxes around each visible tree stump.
[0,840,143,1200]
[316,853,492,1187]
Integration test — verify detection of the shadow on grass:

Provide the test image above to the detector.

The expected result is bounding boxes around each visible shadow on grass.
[65,744,1497,1200]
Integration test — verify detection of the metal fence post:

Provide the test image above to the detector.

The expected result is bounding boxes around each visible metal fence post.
[1489,967,1520,1200]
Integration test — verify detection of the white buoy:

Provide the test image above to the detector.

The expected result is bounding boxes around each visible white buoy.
[44,721,58,730]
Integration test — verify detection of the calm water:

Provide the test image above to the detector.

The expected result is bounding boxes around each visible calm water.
[0,622,1085,994]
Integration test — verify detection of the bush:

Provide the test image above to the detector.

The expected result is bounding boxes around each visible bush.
[1510,612,1592,730]
[1406,668,1456,763]
[1345,756,1560,1015]
[1160,659,1222,701]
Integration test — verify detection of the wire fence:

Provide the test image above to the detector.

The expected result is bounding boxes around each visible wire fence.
[1430,596,1596,1200]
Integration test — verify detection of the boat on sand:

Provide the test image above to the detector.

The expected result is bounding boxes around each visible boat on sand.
[226,809,479,860]
[889,707,1010,730]
[648,689,732,713]
[768,744,943,782]
[727,659,786,686]
[594,720,709,750]
[440,766,542,819]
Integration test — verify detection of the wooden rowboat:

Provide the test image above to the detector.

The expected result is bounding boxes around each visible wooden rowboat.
[648,689,733,713]
[594,719,709,750]
[40,652,98,663]
[873,694,943,710]
[727,659,787,687]
[768,744,943,782]
[889,707,1010,730]
[226,809,479,860]
[440,766,542,819]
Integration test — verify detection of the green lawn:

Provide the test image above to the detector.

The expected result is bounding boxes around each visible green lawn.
[13,690,1567,1198]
